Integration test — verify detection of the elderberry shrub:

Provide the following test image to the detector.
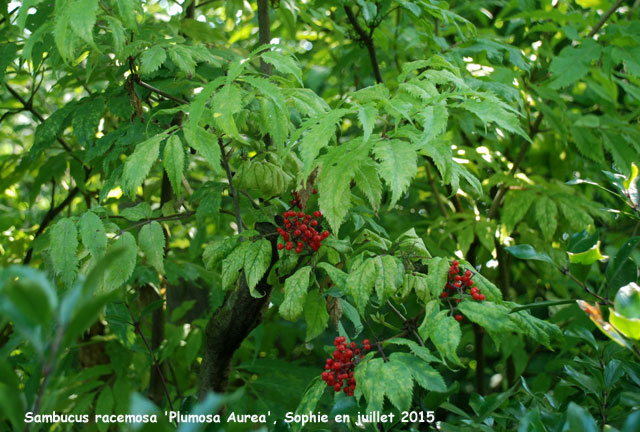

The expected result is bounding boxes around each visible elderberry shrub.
[277,190,329,254]
[440,260,485,321]
[321,336,371,396]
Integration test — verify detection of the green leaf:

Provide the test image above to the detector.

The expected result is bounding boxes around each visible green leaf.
[418,299,440,340]
[244,76,290,154]
[430,311,462,365]
[168,45,196,75]
[386,336,441,363]
[396,228,431,258]
[292,378,326,432]
[505,244,555,265]
[355,356,414,412]
[212,84,244,142]
[373,255,403,303]
[304,289,329,341]
[50,218,78,288]
[458,301,520,348]
[615,282,640,320]
[419,105,449,146]
[534,195,557,241]
[139,46,167,75]
[72,96,104,146]
[317,262,348,290]
[354,161,383,211]
[105,232,137,291]
[426,257,449,298]
[116,0,137,28]
[549,40,601,89]
[358,104,377,143]
[122,132,166,198]
[501,190,536,231]
[243,239,272,297]
[346,257,376,314]
[53,8,74,62]
[0,44,17,83]
[261,51,303,86]
[299,108,352,178]
[79,211,107,259]
[318,138,371,232]
[95,387,114,432]
[280,266,311,320]
[120,202,152,221]
[221,241,250,290]
[373,140,418,207]
[69,0,98,44]
[163,134,185,197]
[389,352,446,392]
[606,237,640,290]
[419,139,452,184]
[203,237,239,269]
[568,241,607,265]
[566,402,599,432]
[610,311,640,340]
[459,95,529,141]
[138,221,165,274]
[354,358,385,412]
[183,127,221,173]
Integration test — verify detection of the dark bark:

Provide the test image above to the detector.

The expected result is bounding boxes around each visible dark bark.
[198,222,278,396]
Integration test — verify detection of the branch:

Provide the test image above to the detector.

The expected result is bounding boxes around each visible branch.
[135,79,189,105]
[125,303,177,425]
[487,112,544,219]
[219,139,243,234]
[5,83,87,168]
[114,211,195,236]
[344,6,384,84]
[588,0,625,37]
[425,162,450,218]
[24,187,80,264]
[257,0,273,76]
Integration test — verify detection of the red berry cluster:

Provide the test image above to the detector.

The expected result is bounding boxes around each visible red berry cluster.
[321,336,371,396]
[277,206,329,254]
[440,260,485,321]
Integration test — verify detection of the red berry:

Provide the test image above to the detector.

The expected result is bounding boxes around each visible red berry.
[334,383,341,392]
[452,260,459,266]
[295,247,302,254]
[312,188,318,194]
[470,287,478,295]
[441,291,448,298]
[277,243,284,250]
[298,212,305,218]
[313,211,322,218]
[363,339,369,345]
[479,294,485,301]
[465,270,472,277]
[310,220,318,226]
[455,314,463,322]
[294,229,301,236]
[285,242,293,250]
[466,279,474,286]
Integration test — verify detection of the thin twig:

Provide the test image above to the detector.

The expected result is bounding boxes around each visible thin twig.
[135,79,189,105]
[4,83,87,167]
[344,6,383,84]
[125,303,177,425]
[219,138,244,235]
[24,187,80,264]
[425,162,449,218]
[588,0,625,37]
[114,211,195,236]
[487,112,543,219]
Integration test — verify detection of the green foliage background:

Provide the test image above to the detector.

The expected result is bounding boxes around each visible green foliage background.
[1,0,640,431]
